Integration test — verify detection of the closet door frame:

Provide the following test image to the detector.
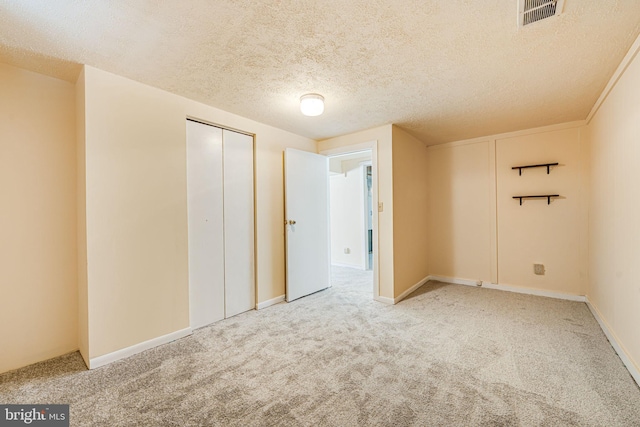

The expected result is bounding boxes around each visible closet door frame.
[186,117,257,327]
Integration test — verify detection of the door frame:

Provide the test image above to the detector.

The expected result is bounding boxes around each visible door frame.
[185,117,257,325]
[320,141,380,300]
[362,162,373,271]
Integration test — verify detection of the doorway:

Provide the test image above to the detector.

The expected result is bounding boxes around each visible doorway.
[325,145,378,299]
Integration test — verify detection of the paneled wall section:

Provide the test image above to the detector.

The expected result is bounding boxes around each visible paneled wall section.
[427,124,588,296]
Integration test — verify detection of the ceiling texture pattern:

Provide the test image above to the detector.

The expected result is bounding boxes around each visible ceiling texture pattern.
[1,0,639,145]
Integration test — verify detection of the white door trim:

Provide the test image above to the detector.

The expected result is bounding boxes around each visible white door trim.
[361,162,373,271]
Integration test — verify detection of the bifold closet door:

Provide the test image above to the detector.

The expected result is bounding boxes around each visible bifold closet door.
[187,121,225,329]
[222,129,255,317]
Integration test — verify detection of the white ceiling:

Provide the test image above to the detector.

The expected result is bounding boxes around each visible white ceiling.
[1,1,639,145]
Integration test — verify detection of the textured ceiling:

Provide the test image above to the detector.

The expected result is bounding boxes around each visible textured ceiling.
[1,1,639,145]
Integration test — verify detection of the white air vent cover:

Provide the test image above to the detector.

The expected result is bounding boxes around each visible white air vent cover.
[518,0,565,27]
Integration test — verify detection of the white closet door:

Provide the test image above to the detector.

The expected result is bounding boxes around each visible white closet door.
[222,129,255,317]
[187,121,225,329]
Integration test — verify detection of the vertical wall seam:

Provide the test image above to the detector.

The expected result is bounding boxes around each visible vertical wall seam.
[492,139,499,284]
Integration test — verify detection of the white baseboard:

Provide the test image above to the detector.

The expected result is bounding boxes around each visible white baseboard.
[89,327,192,369]
[481,282,586,302]
[257,295,285,310]
[374,295,394,305]
[427,275,586,302]
[428,275,479,287]
[394,275,430,304]
[586,299,640,387]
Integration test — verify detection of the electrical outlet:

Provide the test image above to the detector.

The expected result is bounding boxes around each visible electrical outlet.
[344,248,350,254]
[378,202,384,212]
[534,264,545,275]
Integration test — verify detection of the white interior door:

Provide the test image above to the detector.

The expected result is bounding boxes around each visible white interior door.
[223,129,255,317]
[284,148,330,302]
[187,120,225,328]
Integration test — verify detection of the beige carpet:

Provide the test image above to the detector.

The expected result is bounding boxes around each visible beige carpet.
[1,267,639,426]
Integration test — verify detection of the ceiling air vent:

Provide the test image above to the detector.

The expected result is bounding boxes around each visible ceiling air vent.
[518,0,565,27]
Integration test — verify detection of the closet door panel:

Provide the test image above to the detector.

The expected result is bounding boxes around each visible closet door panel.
[187,121,225,328]
[223,130,255,317]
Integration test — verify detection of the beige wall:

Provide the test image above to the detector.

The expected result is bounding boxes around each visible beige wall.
[427,123,588,296]
[0,63,77,373]
[391,126,430,298]
[586,42,640,374]
[330,167,366,269]
[318,125,394,299]
[496,127,588,295]
[82,66,190,359]
[81,66,315,360]
[427,140,494,283]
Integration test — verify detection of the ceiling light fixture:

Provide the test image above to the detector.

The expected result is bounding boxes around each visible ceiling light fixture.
[300,93,324,116]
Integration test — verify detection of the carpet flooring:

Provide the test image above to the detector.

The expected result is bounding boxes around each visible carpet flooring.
[1,267,639,426]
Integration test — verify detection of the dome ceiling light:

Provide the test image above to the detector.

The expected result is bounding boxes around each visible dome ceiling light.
[300,93,324,116]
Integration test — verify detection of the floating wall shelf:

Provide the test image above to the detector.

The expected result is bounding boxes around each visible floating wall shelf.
[512,162,559,175]
[513,195,560,205]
